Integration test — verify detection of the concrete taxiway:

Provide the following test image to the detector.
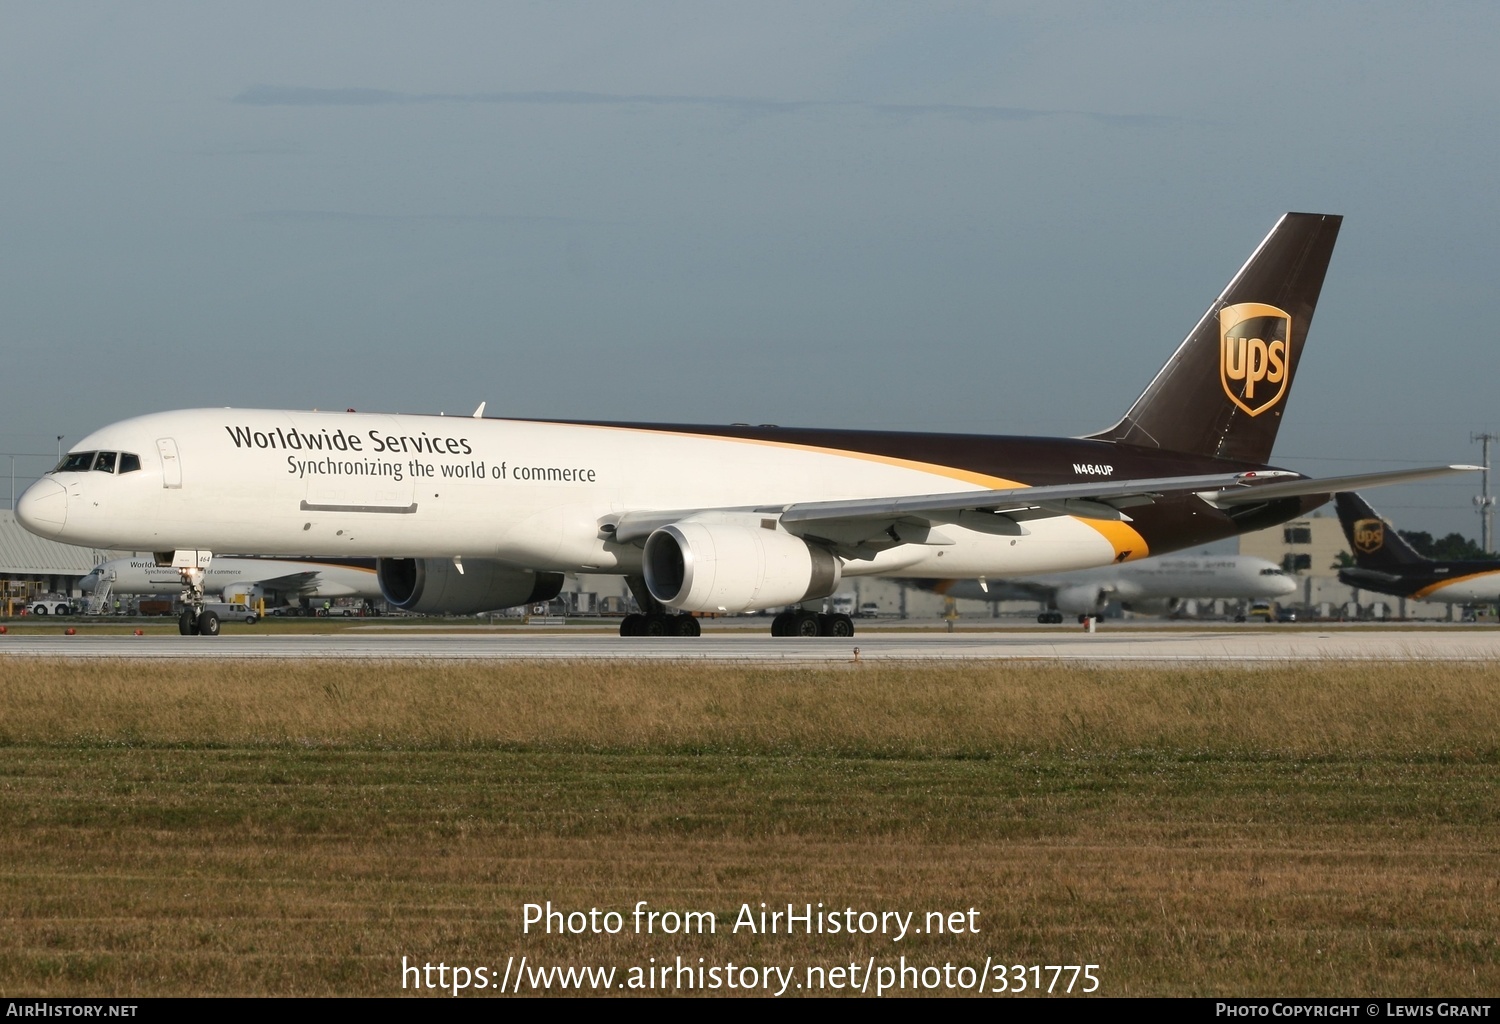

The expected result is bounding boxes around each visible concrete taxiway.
[1,628,1498,662]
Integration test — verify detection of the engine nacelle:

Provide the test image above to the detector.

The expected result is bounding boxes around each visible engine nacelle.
[221,583,264,604]
[1053,584,1109,615]
[1121,597,1179,616]
[643,513,841,614]
[377,558,564,615]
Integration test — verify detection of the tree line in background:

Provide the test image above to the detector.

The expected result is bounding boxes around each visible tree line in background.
[1329,530,1497,570]
[1399,530,1499,561]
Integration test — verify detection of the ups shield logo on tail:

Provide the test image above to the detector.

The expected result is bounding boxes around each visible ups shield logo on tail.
[1220,302,1292,416]
[1353,518,1385,554]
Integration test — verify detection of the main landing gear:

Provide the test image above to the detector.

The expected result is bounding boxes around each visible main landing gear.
[618,608,855,637]
[619,612,701,637]
[771,610,855,638]
[616,577,854,638]
[1036,611,1065,624]
[619,575,702,637]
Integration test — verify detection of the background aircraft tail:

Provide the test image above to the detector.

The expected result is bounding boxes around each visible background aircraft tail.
[1334,492,1428,569]
[1089,212,1342,464]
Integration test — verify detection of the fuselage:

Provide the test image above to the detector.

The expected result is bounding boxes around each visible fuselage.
[80,555,379,600]
[17,408,1320,580]
[1341,564,1500,604]
[922,554,1299,604]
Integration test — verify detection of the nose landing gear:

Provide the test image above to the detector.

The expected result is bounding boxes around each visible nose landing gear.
[164,549,219,638]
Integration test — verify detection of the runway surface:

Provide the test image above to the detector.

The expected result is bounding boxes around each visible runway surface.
[2,628,1498,662]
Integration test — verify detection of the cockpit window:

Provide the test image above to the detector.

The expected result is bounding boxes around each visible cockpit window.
[119,453,141,474]
[1260,567,1289,576]
[93,452,118,473]
[56,451,96,473]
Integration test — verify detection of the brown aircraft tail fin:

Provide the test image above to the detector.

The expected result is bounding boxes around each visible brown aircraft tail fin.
[1088,212,1342,464]
[1334,492,1428,570]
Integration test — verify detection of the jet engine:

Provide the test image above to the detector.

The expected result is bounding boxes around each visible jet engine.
[643,513,841,614]
[1052,584,1110,615]
[1120,597,1180,616]
[377,558,564,615]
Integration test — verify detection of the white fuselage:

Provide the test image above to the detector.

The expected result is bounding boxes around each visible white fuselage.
[934,554,1299,605]
[1412,572,1500,604]
[80,556,379,600]
[18,409,1147,579]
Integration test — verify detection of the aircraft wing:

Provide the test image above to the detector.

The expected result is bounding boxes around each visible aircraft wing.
[612,471,1259,544]
[242,570,323,595]
[1204,465,1480,506]
[779,464,1480,521]
[779,472,1262,524]
[611,465,1478,554]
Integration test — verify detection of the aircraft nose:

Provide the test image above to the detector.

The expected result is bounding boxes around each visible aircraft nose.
[1274,575,1299,596]
[16,479,67,537]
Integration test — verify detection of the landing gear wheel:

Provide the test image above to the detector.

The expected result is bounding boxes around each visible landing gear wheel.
[672,614,701,637]
[825,613,855,638]
[197,610,220,637]
[179,610,200,636]
[793,611,822,637]
[620,613,644,637]
[770,612,795,637]
[643,614,671,637]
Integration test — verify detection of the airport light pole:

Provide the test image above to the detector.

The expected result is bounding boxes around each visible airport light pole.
[1473,432,1496,554]
[56,436,63,464]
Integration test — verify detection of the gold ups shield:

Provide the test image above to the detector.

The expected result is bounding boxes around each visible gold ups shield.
[1220,302,1292,417]
[1353,518,1385,555]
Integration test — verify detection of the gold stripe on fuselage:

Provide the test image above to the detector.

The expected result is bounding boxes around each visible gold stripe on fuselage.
[1413,569,1500,600]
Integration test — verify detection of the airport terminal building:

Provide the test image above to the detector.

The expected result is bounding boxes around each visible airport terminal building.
[0,510,133,614]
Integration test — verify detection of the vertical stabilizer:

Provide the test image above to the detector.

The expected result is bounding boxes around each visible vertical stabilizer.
[1090,212,1342,463]
[1334,492,1428,569]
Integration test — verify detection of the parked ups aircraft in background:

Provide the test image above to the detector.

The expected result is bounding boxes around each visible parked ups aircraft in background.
[15,213,1477,637]
[79,556,380,611]
[1335,492,1500,607]
[915,553,1297,622]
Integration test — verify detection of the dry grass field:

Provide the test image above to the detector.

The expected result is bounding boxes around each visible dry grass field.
[0,659,1496,997]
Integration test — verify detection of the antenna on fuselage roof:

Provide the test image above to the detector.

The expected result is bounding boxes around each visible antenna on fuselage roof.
[472,402,486,419]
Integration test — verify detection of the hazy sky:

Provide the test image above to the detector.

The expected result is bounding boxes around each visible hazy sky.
[3,2,1498,539]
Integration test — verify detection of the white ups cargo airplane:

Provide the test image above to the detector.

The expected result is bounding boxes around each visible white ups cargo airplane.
[914,553,1298,623]
[79,556,380,611]
[14,213,1477,638]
